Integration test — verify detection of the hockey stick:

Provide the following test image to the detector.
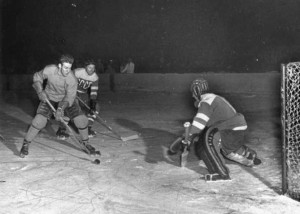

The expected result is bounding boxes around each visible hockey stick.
[77,96,139,141]
[180,122,191,167]
[45,99,100,165]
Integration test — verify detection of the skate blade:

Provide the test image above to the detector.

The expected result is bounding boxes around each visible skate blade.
[120,134,139,141]
[57,136,69,140]
[19,153,26,158]
[205,179,232,183]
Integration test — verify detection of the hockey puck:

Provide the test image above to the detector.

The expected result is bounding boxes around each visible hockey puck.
[93,159,100,165]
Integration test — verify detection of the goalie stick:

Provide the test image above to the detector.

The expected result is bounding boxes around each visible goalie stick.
[180,122,191,167]
[45,99,100,165]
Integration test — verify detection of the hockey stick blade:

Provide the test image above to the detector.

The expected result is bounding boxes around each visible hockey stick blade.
[77,96,139,142]
[180,148,189,167]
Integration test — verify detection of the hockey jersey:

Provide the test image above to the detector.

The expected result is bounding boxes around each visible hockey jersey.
[74,68,99,100]
[33,64,78,106]
[190,93,247,135]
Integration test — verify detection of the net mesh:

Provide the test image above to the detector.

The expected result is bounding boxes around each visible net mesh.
[283,62,300,200]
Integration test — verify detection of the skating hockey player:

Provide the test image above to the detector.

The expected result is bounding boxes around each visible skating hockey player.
[168,78,261,181]
[20,54,99,157]
[56,58,99,139]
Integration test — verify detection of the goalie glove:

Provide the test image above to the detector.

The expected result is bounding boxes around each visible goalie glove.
[182,133,198,149]
[55,101,69,121]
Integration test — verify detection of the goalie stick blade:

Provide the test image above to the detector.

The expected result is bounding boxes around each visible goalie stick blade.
[180,148,189,167]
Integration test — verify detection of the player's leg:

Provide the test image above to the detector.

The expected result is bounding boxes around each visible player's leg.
[78,93,97,138]
[20,102,52,157]
[220,130,261,167]
[66,101,99,155]
[195,127,231,181]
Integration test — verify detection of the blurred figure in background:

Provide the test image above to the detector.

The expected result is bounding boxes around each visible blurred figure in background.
[120,58,135,74]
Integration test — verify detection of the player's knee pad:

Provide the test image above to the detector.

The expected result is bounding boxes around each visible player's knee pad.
[73,115,89,129]
[195,127,230,178]
[223,145,259,167]
[31,114,48,130]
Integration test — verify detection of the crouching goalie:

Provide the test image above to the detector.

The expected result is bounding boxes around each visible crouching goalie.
[168,78,261,181]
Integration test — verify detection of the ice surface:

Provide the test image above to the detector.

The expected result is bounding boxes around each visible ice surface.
[0,92,299,214]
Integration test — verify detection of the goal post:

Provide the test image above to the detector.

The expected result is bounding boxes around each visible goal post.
[281,62,300,201]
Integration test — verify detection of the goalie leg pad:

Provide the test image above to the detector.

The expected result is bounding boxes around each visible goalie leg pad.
[195,127,230,178]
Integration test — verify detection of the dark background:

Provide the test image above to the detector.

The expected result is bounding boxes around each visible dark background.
[1,0,300,73]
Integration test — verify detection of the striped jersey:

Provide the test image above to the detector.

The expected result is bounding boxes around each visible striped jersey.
[74,68,99,100]
[33,64,77,106]
[190,93,247,135]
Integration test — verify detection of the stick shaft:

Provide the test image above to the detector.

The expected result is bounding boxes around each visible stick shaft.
[180,122,191,167]
[76,96,123,140]
[45,99,91,155]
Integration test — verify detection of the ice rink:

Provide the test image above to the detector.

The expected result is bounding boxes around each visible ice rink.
[1,91,300,214]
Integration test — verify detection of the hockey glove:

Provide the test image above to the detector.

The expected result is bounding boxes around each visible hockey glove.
[182,133,198,149]
[55,101,69,121]
[90,99,98,114]
[37,91,49,102]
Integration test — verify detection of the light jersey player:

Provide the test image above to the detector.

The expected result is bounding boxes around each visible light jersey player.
[56,59,99,139]
[20,54,99,157]
[168,78,261,181]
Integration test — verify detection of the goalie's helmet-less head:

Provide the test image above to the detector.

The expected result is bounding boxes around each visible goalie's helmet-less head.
[190,78,209,101]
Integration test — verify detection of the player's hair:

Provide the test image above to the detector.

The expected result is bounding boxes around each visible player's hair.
[59,54,74,64]
[190,78,209,100]
[84,59,96,67]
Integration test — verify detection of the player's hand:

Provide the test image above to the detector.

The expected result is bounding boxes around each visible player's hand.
[55,107,64,121]
[38,91,49,102]
[181,139,191,146]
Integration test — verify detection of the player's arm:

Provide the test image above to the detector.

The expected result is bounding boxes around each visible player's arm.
[187,102,212,141]
[32,68,49,101]
[90,78,99,113]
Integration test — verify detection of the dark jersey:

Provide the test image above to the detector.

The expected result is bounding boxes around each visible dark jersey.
[74,68,99,100]
[190,93,247,135]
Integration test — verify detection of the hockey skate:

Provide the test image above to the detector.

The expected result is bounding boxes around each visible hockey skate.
[56,127,70,140]
[20,140,30,158]
[80,140,101,156]
[88,127,97,138]
[223,145,262,167]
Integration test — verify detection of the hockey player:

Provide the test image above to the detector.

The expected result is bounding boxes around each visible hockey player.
[168,78,261,181]
[20,54,99,157]
[56,59,99,139]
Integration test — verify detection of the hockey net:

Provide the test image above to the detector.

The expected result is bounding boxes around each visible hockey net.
[281,62,300,200]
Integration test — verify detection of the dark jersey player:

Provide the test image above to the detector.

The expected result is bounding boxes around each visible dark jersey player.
[169,78,261,181]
